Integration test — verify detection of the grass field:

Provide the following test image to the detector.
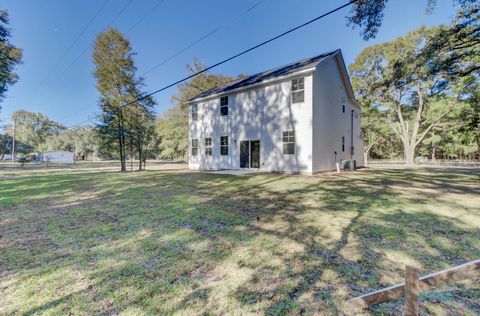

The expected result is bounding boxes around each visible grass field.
[1,163,479,315]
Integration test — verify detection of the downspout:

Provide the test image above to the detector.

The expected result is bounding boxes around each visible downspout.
[350,109,358,160]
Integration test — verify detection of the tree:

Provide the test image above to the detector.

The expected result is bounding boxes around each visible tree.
[457,75,480,158]
[349,28,457,164]
[422,3,479,78]
[360,102,393,165]
[46,125,97,159]
[0,9,22,105]
[124,93,156,170]
[156,59,242,160]
[92,27,155,171]
[346,0,477,40]
[11,109,65,152]
[155,106,188,160]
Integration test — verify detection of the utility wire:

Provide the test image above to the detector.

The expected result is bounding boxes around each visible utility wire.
[47,0,135,89]
[41,0,110,85]
[0,135,11,157]
[67,0,358,128]
[122,0,358,109]
[142,0,267,76]
[127,0,167,34]
[60,0,263,124]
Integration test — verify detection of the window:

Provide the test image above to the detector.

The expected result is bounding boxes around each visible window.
[291,77,304,103]
[342,136,345,152]
[205,138,212,155]
[191,139,198,156]
[283,131,295,154]
[220,96,228,115]
[342,97,346,113]
[191,104,198,121]
[220,136,228,155]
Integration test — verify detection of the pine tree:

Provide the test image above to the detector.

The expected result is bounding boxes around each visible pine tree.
[92,27,155,171]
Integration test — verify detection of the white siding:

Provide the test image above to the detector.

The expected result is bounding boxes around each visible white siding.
[188,54,363,174]
[312,58,363,172]
[189,74,313,173]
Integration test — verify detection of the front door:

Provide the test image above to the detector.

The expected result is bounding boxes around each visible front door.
[239,140,260,168]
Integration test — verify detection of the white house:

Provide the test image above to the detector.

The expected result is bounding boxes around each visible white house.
[187,49,363,174]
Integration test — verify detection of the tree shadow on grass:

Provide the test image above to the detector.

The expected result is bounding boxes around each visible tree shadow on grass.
[2,167,479,315]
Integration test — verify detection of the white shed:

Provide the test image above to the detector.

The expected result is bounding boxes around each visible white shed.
[187,49,363,174]
[39,151,75,164]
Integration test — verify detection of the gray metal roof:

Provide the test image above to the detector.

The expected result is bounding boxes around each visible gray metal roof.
[189,49,339,102]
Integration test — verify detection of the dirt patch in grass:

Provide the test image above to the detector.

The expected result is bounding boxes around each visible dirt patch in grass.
[0,165,479,315]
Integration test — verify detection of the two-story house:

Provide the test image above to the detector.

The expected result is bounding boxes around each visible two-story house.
[187,49,363,174]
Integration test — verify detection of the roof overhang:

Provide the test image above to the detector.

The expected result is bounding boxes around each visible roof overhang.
[332,52,361,110]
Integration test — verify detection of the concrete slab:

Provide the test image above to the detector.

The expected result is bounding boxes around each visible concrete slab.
[206,169,262,176]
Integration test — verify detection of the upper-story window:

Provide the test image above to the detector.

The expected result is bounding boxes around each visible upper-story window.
[342,136,345,152]
[342,97,346,113]
[283,130,295,154]
[205,138,212,155]
[220,96,228,116]
[191,104,198,121]
[191,139,198,156]
[291,77,304,103]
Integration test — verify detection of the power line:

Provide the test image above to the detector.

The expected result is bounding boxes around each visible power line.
[142,0,267,76]
[58,0,261,124]
[127,0,167,34]
[46,0,135,89]
[41,0,110,85]
[122,0,358,109]
[67,0,358,128]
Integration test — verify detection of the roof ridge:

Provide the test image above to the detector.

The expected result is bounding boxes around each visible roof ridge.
[188,49,340,102]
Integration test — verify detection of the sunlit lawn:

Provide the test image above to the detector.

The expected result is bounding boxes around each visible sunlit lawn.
[1,164,479,315]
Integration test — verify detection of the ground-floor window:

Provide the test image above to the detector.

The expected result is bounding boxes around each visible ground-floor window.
[205,138,212,155]
[342,136,345,152]
[191,139,198,156]
[283,130,295,154]
[220,136,228,155]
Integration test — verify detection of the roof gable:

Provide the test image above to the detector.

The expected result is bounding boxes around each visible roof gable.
[188,50,340,102]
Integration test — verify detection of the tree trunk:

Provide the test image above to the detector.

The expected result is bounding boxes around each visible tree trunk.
[130,137,133,171]
[118,108,126,172]
[137,137,143,171]
[138,148,142,171]
[431,130,436,162]
[431,143,436,162]
[364,150,369,167]
[118,118,125,171]
[405,145,416,166]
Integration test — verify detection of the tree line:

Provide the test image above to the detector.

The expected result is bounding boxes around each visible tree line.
[1,2,478,168]
[351,3,479,164]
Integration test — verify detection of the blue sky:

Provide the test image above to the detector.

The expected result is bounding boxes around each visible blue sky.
[1,0,458,127]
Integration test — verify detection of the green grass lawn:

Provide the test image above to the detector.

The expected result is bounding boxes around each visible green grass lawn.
[1,165,479,315]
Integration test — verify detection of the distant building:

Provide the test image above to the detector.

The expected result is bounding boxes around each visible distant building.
[187,49,363,174]
[38,151,75,164]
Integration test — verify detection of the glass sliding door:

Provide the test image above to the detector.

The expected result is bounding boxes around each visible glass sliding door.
[239,140,260,168]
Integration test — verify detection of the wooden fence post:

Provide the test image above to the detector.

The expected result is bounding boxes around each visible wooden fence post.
[404,265,420,316]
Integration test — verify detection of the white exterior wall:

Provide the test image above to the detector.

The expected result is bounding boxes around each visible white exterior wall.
[189,74,314,173]
[312,58,363,172]
[42,151,75,163]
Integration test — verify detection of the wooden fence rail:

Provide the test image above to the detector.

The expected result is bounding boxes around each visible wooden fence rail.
[348,259,480,313]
